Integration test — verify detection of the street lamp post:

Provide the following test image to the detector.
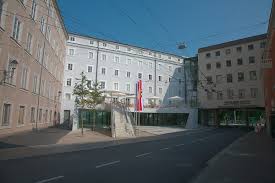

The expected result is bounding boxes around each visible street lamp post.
[0,60,18,85]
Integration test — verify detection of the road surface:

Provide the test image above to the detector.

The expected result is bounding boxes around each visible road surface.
[0,128,246,183]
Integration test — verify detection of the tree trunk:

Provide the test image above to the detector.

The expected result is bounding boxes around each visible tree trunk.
[81,109,84,135]
[93,109,96,131]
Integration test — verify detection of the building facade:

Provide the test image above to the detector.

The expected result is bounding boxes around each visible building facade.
[62,33,198,128]
[198,34,267,126]
[263,0,275,136]
[0,0,68,136]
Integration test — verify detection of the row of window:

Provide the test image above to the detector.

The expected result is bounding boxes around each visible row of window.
[206,56,256,70]
[0,1,65,64]
[205,42,266,58]
[206,88,258,100]
[67,51,179,72]
[1,103,56,127]
[206,70,258,84]
[5,61,59,100]
[65,85,166,101]
[68,37,181,62]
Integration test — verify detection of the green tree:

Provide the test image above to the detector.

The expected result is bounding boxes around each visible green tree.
[73,72,90,135]
[86,82,105,130]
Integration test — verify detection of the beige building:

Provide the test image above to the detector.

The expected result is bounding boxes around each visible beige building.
[0,0,68,136]
[198,34,267,126]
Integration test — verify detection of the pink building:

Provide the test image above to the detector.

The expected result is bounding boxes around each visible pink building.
[0,0,68,136]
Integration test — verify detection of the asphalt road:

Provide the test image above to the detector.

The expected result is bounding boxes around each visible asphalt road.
[0,128,246,183]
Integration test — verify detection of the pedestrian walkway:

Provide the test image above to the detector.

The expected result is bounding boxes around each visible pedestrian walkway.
[136,126,187,135]
[192,131,275,183]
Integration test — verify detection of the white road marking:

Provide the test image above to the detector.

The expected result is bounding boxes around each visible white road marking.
[135,152,152,158]
[35,176,64,183]
[160,147,170,151]
[175,143,185,147]
[95,160,120,168]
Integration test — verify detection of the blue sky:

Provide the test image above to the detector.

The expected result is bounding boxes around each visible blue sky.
[57,0,272,57]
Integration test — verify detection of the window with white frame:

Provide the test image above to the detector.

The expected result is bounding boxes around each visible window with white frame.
[227,89,234,99]
[65,93,71,100]
[88,52,93,59]
[138,61,142,67]
[69,49,74,56]
[103,42,107,47]
[0,0,3,20]
[46,26,51,41]
[114,82,119,91]
[126,71,131,78]
[149,62,153,68]
[68,63,73,70]
[249,71,257,80]
[217,91,223,100]
[30,107,35,123]
[87,66,93,72]
[159,87,162,94]
[4,60,15,84]
[149,87,152,93]
[126,83,130,92]
[239,89,245,99]
[26,33,32,53]
[87,80,91,89]
[101,68,106,75]
[114,56,120,63]
[12,16,21,42]
[102,54,106,61]
[149,74,152,80]
[249,56,255,64]
[89,40,93,44]
[116,45,119,50]
[100,81,106,89]
[18,106,25,125]
[250,88,258,98]
[158,75,162,82]
[66,78,72,86]
[168,65,172,71]
[2,103,11,126]
[45,110,48,122]
[32,74,38,93]
[216,75,222,84]
[31,0,37,19]
[138,73,142,79]
[70,36,75,41]
[207,91,213,100]
[114,69,119,76]
[39,109,42,122]
[40,16,45,33]
[126,58,132,65]
[49,110,52,123]
[20,66,28,89]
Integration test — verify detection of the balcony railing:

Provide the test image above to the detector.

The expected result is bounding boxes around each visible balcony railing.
[261,58,272,68]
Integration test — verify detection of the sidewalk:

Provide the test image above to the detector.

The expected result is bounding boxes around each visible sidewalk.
[192,131,275,183]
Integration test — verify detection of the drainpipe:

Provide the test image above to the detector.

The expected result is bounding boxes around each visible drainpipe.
[35,4,52,131]
[154,59,157,96]
[95,40,99,84]
[184,58,187,105]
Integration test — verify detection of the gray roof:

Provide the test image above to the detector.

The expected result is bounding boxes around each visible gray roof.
[198,34,267,53]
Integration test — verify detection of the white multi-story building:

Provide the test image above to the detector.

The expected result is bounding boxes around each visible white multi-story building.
[198,34,267,125]
[62,33,197,129]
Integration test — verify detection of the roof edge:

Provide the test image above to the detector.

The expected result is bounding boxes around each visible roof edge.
[198,34,267,53]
